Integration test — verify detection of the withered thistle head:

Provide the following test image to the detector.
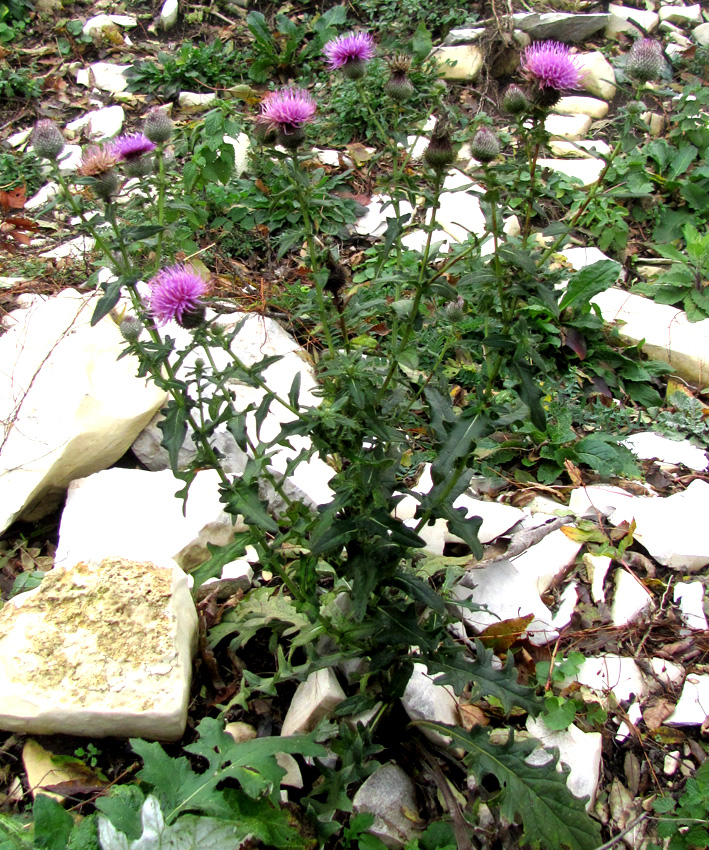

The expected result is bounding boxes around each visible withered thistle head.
[385,53,415,102]
[77,145,119,177]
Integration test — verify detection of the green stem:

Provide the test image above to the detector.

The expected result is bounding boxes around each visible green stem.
[155,143,166,268]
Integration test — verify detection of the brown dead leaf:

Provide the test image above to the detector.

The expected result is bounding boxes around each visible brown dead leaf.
[563,458,584,486]
[643,697,675,731]
[345,143,374,166]
[459,703,489,731]
[0,187,26,211]
[478,614,534,653]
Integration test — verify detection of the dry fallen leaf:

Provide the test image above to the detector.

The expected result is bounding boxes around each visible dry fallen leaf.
[478,614,534,653]
[459,703,489,731]
[643,697,675,731]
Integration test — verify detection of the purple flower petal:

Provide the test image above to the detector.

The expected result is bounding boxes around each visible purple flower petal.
[148,264,209,325]
[112,133,157,161]
[260,88,316,135]
[521,41,581,92]
[323,31,375,70]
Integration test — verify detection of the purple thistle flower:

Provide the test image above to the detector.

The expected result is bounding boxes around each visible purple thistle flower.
[112,132,157,161]
[323,31,375,79]
[521,41,581,105]
[148,264,210,326]
[260,88,316,148]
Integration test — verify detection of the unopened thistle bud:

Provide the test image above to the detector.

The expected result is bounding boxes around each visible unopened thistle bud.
[32,120,65,161]
[501,84,528,115]
[445,295,465,323]
[626,38,664,83]
[424,119,455,171]
[92,169,120,201]
[385,53,415,103]
[471,127,501,164]
[119,315,143,342]
[124,156,154,178]
[178,305,207,329]
[143,107,174,144]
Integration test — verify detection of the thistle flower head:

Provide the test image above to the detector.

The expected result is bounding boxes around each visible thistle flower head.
[148,264,210,327]
[119,315,143,342]
[112,132,157,161]
[521,41,581,105]
[626,38,664,83]
[77,145,119,177]
[32,119,65,160]
[143,107,174,144]
[471,127,501,164]
[501,84,528,115]
[260,88,316,148]
[323,31,375,79]
[445,295,465,324]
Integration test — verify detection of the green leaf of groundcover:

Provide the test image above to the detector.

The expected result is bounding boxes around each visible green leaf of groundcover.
[33,795,74,850]
[558,260,621,311]
[417,724,602,850]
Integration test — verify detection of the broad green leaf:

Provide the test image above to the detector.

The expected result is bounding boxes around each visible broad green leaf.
[220,479,278,533]
[411,20,432,62]
[430,413,489,486]
[207,585,309,650]
[33,795,74,850]
[95,786,145,841]
[668,144,697,181]
[91,278,123,327]
[558,260,621,311]
[417,724,602,850]
[513,363,546,432]
[157,403,188,474]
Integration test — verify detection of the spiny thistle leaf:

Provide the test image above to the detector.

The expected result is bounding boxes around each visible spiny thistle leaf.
[416,723,601,850]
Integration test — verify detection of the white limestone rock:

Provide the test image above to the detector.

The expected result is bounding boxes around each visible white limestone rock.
[0,290,166,533]
[606,4,659,37]
[576,51,617,100]
[659,4,702,25]
[355,194,415,238]
[280,668,345,736]
[8,128,31,147]
[674,582,708,631]
[583,553,612,603]
[426,179,486,244]
[610,569,654,627]
[694,22,709,46]
[431,45,483,81]
[401,663,459,746]
[545,114,593,141]
[83,14,137,36]
[512,528,583,594]
[197,560,254,600]
[526,717,603,809]
[353,763,421,849]
[621,432,708,471]
[666,675,709,725]
[549,139,611,158]
[178,92,218,112]
[558,245,618,272]
[552,96,609,119]
[25,182,60,211]
[574,654,647,702]
[592,288,709,388]
[56,144,83,174]
[275,753,303,788]
[568,484,642,519]
[537,158,604,187]
[56,468,246,574]
[451,559,558,646]
[160,0,178,30]
[224,133,250,176]
[442,27,486,44]
[40,235,95,260]
[0,557,197,740]
[608,479,709,571]
[76,62,131,94]
[87,105,125,140]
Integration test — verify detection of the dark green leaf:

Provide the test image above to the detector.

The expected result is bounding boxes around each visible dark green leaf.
[33,795,74,850]
[90,278,123,327]
[393,571,445,614]
[513,363,546,432]
[158,403,189,474]
[190,538,248,589]
[558,260,621,311]
[220,480,278,533]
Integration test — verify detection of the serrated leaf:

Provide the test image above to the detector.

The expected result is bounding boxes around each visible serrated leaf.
[220,479,278,533]
[416,724,601,850]
[157,403,188,474]
[207,585,309,650]
[559,260,621,311]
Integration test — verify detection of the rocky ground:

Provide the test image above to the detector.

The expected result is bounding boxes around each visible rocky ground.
[1,1,709,848]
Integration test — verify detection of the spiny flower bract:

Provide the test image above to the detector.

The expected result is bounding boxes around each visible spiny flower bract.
[32,120,65,160]
[143,107,173,144]
[323,31,375,69]
[626,38,664,83]
[521,41,581,94]
[148,264,210,326]
[112,132,157,161]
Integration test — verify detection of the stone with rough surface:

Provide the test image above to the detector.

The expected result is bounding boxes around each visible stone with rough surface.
[431,45,483,81]
[178,92,218,111]
[0,558,197,740]
[576,51,617,100]
[694,23,709,46]
[401,663,459,746]
[610,569,654,627]
[526,717,602,809]
[606,4,659,36]
[659,4,701,25]
[512,12,610,41]
[537,158,604,187]
[56,468,246,573]
[666,675,709,725]
[621,432,708,472]
[83,14,137,35]
[512,528,583,594]
[674,582,708,631]
[442,27,486,44]
[549,139,611,158]
[281,668,345,736]
[87,105,125,140]
[0,290,166,533]
[353,763,421,849]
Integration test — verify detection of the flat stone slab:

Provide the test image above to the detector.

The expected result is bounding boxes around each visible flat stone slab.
[430,44,483,81]
[0,558,197,740]
[513,12,610,41]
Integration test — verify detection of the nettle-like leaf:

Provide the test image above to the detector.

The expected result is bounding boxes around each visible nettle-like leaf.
[416,724,601,850]
[131,716,327,822]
